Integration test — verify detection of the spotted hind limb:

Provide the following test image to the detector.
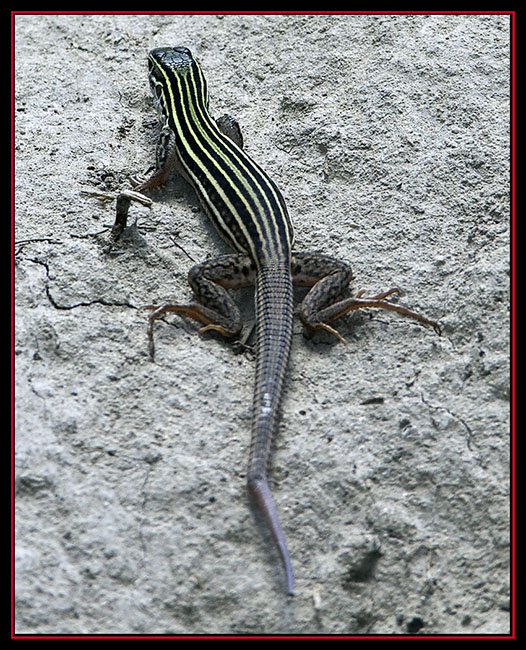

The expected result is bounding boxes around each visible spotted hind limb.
[292,251,441,343]
[146,253,257,359]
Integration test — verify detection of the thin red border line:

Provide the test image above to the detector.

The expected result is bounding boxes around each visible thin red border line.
[11,8,15,642]
[10,9,516,642]
[509,8,516,642]
[9,634,517,640]
[11,10,515,640]
[10,9,516,14]
[10,635,517,640]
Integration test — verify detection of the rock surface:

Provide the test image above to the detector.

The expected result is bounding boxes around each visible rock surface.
[14,13,511,635]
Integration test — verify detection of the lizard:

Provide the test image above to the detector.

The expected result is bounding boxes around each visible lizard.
[109,46,440,595]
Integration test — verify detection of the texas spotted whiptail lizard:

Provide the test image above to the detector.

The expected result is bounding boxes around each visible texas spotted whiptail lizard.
[109,46,440,595]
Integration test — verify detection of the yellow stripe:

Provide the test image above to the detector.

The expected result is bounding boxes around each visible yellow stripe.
[188,63,293,252]
[148,52,294,264]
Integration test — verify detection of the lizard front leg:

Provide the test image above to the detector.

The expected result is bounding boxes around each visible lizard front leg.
[146,254,257,358]
[133,126,178,192]
[292,252,440,343]
[108,127,178,242]
[110,112,243,243]
[216,114,244,149]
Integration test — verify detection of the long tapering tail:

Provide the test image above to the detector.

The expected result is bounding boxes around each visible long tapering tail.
[247,263,295,594]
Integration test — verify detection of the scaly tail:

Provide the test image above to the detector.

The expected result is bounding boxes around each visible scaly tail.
[247,264,295,595]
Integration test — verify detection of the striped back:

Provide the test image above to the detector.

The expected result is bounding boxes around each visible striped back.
[147,47,294,266]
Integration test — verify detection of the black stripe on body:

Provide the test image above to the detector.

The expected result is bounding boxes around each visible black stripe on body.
[150,53,294,265]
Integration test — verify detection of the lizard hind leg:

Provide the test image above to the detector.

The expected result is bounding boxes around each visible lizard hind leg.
[293,251,440,343]
[146,253,257,358]
[329,289,442,335]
